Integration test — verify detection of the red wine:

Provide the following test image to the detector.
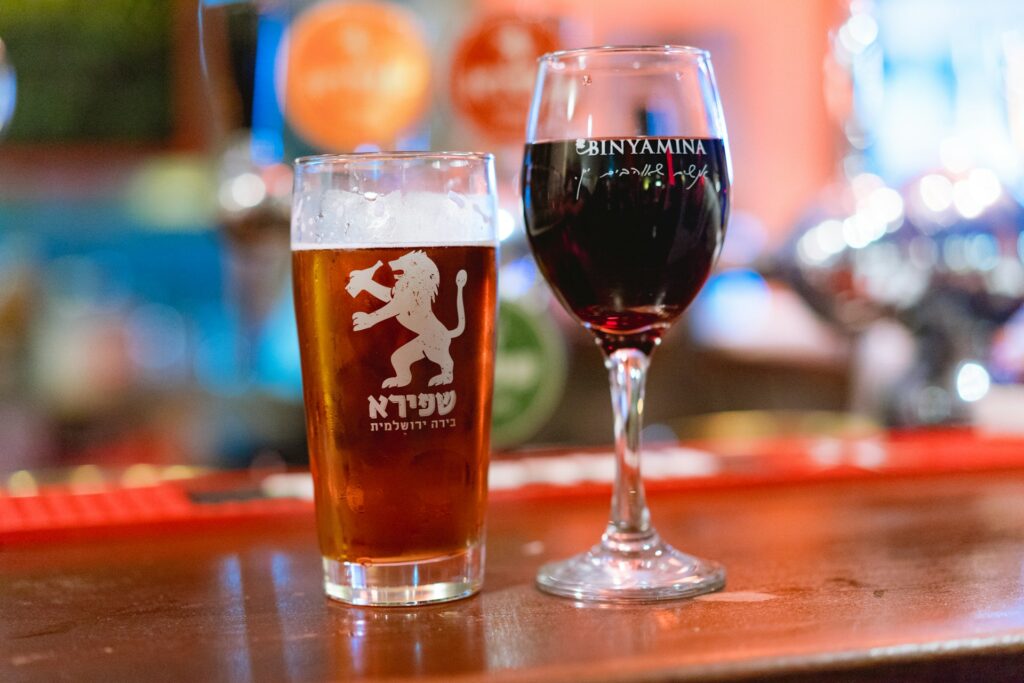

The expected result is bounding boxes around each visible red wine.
[522,137,730,353]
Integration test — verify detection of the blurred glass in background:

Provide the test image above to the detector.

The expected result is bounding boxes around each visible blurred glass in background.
[1,0,1023,479]
[776,0,1024,428]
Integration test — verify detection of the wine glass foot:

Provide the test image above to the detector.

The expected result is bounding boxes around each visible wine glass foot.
[535,531,725,603]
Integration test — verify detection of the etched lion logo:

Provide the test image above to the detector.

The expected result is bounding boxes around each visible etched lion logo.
[346,250,467,388]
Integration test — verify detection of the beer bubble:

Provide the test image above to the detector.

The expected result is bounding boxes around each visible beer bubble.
[582,74,592,85]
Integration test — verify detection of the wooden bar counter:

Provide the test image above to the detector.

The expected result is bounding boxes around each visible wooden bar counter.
[4,431,1024,681]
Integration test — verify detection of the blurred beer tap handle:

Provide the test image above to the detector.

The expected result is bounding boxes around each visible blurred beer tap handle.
[0,37,14,137]
[197,0,263,139]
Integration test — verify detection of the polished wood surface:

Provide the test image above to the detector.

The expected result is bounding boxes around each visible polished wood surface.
[4,466,1024,681]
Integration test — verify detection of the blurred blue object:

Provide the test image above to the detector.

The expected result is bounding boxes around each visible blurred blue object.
[860,0,1024,187]
[691,268,771,345]
[0,196,304,401]
[0,38,15,136]
[250,7,286,165]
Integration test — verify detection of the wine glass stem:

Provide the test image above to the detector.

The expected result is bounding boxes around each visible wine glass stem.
[604,347,653,548]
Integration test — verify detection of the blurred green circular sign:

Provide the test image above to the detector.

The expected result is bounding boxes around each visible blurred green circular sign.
[491,299,566,449]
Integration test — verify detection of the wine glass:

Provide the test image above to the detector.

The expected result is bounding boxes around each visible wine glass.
[521,46,730,602]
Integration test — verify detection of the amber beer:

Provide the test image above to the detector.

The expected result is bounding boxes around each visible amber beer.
[293,244,496,562]
[291,151,498,606]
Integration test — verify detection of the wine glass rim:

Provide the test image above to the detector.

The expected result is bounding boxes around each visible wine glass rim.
[295,151,494,167]
[539,45,710,64]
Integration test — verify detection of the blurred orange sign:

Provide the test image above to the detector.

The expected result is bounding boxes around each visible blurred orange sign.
[280,1,431,151]
[449,15,560,142]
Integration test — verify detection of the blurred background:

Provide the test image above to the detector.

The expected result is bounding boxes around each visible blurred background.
[2,0,1024,480]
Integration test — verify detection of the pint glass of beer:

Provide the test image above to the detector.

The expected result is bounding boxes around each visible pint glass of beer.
[291,153,498,605]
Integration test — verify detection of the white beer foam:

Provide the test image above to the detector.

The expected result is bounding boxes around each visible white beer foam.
[292,189,496,249]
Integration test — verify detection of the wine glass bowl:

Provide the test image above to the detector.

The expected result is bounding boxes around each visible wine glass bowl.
[521,46,730,602]
[523,135,729,355]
